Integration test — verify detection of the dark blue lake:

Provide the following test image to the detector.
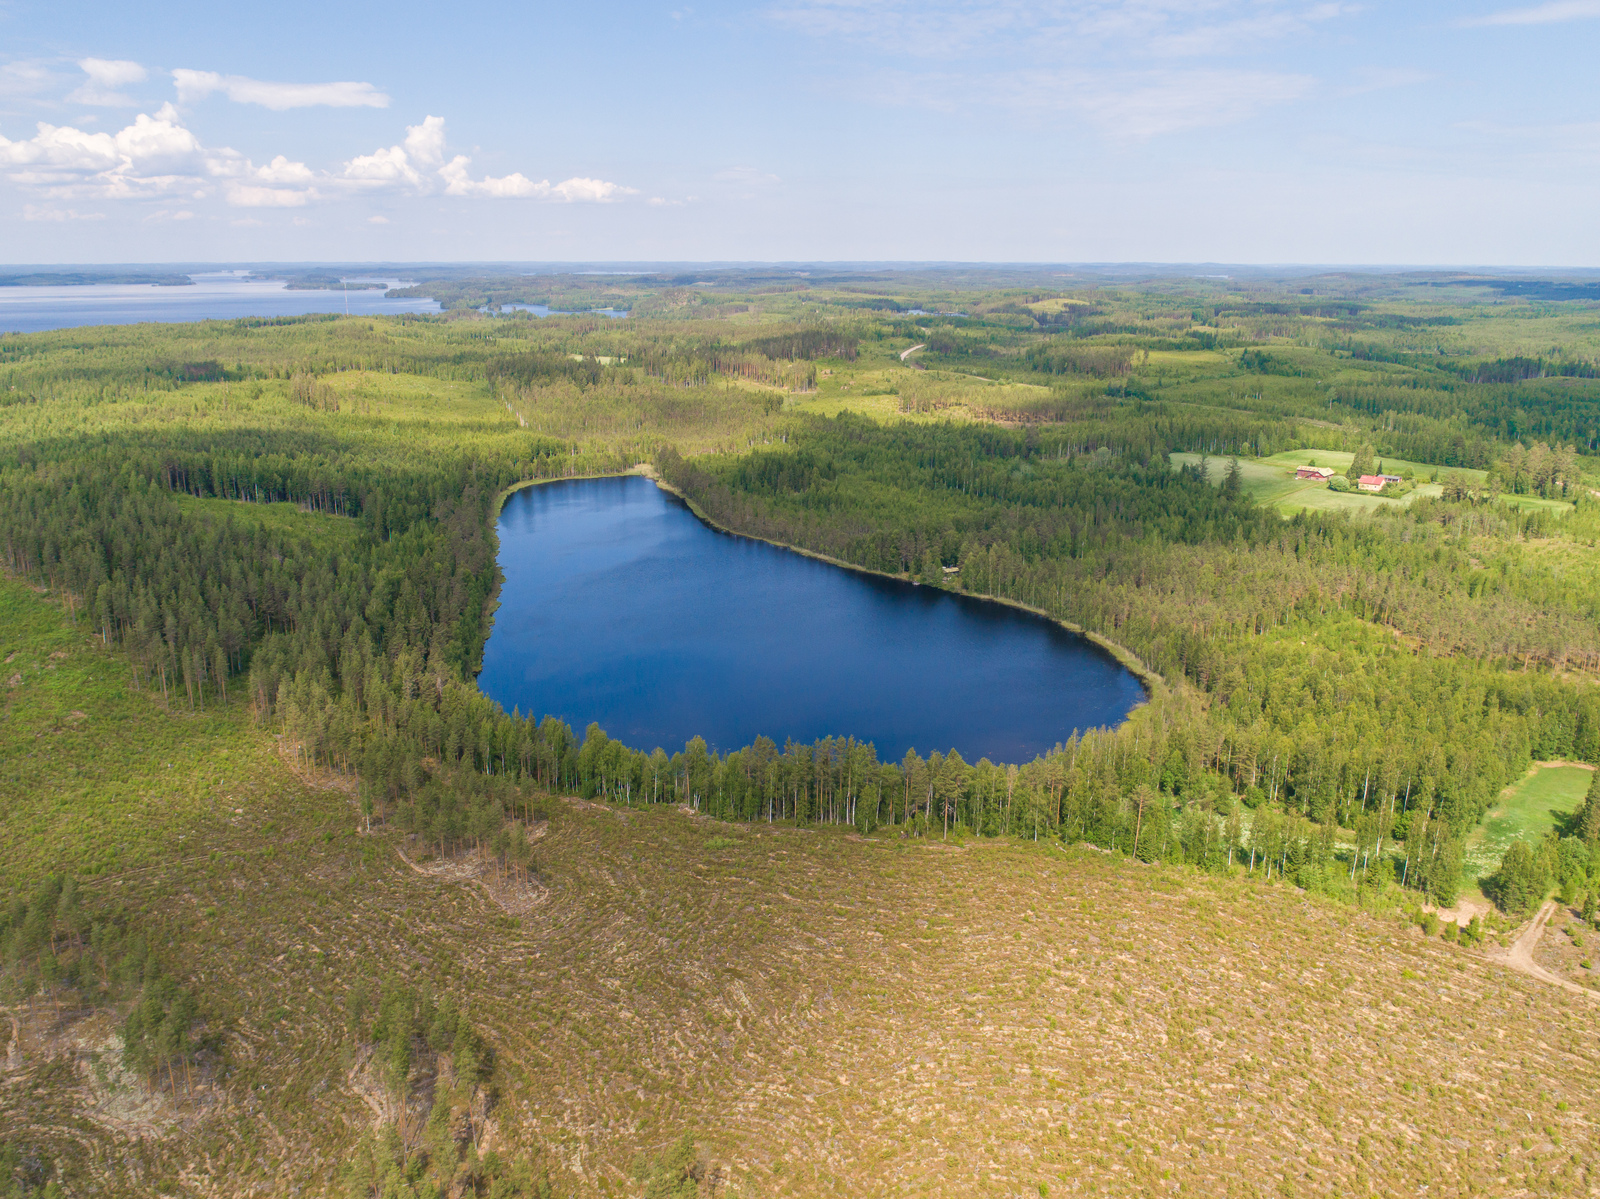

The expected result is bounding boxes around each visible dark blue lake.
[477,475,1145,764]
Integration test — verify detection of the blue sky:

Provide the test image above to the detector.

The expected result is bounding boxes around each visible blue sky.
[1,0,1597,265]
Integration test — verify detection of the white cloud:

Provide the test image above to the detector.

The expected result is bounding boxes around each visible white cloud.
[438,156,540,196]
[367,214,389,223]
[251,154,315,185]
[172,68,389,109]
[344,143,422,186]
[437,158,634,201]
[23,204,105,221]
[404,117,446,168]
[1463,0,1600,24]
[0,104,294,201]
[0,123,122,177]
[550,176,635,202]
[0,105,208,191]
[343,116,443,187]
[113,104,206,168]
[347,116,633,201]
[69,58,147,106]
[1,108,631,213]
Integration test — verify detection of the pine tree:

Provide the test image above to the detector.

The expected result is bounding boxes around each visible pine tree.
[1581,769,1600,846]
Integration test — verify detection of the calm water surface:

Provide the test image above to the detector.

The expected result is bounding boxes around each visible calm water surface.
[0,273,441,333]
[478,476,1145,763]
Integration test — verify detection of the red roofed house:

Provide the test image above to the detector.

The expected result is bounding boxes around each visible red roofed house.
[1357,475,1386,492]
[1295,466,1334,480]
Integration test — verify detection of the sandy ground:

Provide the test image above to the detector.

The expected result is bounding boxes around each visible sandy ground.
[1489,900,1600,1001]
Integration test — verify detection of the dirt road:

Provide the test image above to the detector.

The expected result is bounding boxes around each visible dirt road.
[1492,900,1599,1001]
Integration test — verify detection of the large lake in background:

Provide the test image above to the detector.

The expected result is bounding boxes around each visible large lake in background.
[0,273,442,333]
[478,475,1146,763]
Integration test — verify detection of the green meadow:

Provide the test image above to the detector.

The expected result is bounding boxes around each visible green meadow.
[1465,763,1596,882]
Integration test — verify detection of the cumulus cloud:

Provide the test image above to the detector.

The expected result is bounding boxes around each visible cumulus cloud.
[343,116,443,187]
[547,176,633,201]
[439,158,634,201]
[346,116,633,201]
[403,117,446,168]
[0,103,311,203]
[68,58,148,106]
[0,108,627,212]
[437,157,633,201]
[251,155,315,185]
[172,68,389,109]
[0,103,211,194]
[1462,0,1600,23]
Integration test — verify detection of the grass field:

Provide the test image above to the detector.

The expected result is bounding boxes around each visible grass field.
[1172,450,1577,519]
[7,580,1600,1198]
[1265,451,1575,515]
[1465,763,1596,882]
[1168,451,1436,516]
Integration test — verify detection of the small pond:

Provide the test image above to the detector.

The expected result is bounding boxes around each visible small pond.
[477,475,1145,763]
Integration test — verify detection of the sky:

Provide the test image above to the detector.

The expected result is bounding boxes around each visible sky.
[1,0,1597,266]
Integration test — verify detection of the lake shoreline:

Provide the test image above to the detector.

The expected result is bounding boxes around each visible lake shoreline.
[484,467,1162,724]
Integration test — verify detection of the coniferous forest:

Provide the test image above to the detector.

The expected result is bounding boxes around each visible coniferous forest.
[4,268,1600,1197]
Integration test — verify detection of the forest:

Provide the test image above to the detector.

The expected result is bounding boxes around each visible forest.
[4,269,1600,1196]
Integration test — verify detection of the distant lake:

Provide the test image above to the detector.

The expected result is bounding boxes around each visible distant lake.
[478,475,1145,763]
[0,273,441,333]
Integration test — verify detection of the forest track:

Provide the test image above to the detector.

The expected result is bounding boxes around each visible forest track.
[1492,900,1599,1000]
